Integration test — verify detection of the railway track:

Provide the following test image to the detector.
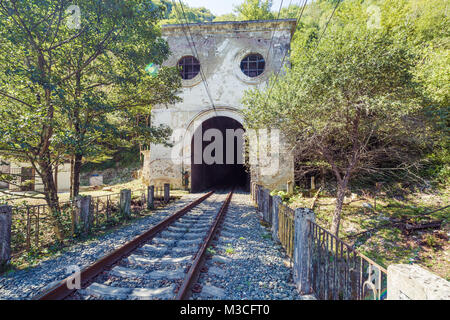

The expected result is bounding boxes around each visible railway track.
[34,190,234,300]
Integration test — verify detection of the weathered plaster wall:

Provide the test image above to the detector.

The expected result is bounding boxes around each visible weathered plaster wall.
[146,20,296,189]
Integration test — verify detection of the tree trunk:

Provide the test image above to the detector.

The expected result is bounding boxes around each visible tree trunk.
[69,155,74,199]
[54,163,58,192]
[331,179,348,237]
[38,156,64,240]
[70,58,84,200]
[321,167,325,188]
[70,154,82,199]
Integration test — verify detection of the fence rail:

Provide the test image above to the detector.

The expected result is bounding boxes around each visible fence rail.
[0,167,42,191]
[309,220,387,300]
[251,183,387,300]
[9,185,171,259]
[278,203,295,259]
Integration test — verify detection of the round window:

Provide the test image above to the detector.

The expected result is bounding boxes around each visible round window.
[178,56,201,80]
[240,53,265,78]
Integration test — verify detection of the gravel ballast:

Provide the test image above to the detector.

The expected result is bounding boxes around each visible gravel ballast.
[0,194,204,300]
[1,191,315,300]
[194,191,314,300]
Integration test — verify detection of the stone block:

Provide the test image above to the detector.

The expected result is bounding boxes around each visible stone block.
[272,195,282,243]
[293,207,315,295]
[75,196,92,235]
[387,264,450,300]
[89,175,103,187]
[120,189,131,218]
[0,205,12,268]
[164,183,170,203]
[147,185,154,209]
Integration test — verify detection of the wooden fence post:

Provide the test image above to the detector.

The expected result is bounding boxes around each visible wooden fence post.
[120,189,131,218]
[147,185,155,209]
[0,205,12,270]
[293,207,316,295]
[272,195,282,243]
[164,184,170,203]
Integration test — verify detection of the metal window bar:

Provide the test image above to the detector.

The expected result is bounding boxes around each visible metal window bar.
[178,56,201,80]
[240,54,265,78]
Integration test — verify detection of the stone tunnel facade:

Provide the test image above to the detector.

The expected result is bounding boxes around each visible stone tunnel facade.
[142,19,296,191]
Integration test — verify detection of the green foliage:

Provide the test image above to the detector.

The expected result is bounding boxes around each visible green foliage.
[81,145,141,173]
[234,0,274,21]
[0,1,181,207]
[423,146,450,185]
[244,0,448,187]
[156,0,216,24]
[214,13,239,22]
[243,0,449,234]
[270,189,292,203]
[225,244,235,255]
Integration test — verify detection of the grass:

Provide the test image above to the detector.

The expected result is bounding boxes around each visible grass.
[288,185,449,280]
[225,247,235,255]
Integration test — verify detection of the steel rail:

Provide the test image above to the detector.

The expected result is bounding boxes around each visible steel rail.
[176,189,234,300]
[33,191,215,300]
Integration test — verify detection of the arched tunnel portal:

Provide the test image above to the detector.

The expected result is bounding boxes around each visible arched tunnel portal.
[190,116,249,192]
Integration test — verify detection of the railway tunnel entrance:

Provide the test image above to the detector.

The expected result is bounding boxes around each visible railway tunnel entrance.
[191,116,249,192]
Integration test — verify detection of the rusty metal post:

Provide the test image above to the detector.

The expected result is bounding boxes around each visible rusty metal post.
[0,205,12,270]
[164,184,170,203]
[120,189,131,218]
[293,207,316,295]
[147,185,155,209]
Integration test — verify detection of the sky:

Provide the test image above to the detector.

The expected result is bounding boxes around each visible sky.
[183,0,293,16]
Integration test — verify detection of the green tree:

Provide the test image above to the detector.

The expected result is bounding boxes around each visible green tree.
[243,0,431,236]
[157,0,215,25]
[0,0,180,237]
[234,0,274,21]
[214,13,239,22]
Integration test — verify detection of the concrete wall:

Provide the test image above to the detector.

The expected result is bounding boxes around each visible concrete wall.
[0,162,9,189]
[388,264,450,300]
[146,20,296,190]
[0,159,71,192]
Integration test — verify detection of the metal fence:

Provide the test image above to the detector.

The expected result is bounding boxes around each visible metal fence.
[309,220,387,300]
[252,183,294,258]
[9,187,166,258]
[0,167,43,191]
[278,204,295,259]
[251,183,387,300]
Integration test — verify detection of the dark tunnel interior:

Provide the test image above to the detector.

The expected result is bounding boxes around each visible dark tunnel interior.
[191,116,249,192]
